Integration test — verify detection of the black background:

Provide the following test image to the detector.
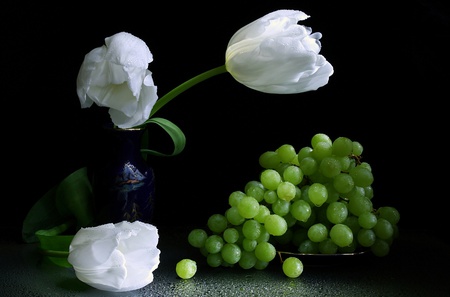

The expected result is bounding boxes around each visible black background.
[3,1,449,242]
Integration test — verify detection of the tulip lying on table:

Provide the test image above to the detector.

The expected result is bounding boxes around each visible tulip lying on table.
[68,221,160,292]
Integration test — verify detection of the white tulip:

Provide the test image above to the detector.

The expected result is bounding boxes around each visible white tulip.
[76,32,158,129]
[225,9,334,94]
[68,221,160,292]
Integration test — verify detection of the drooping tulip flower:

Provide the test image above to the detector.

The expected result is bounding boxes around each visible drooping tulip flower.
[225,9,334,94]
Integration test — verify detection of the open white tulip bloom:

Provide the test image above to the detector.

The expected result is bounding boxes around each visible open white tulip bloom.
[225,9,334,94]
[76,32,158,129]
[68,221,160,292]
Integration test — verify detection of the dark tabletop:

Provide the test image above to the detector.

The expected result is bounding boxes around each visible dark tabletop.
[1,226,449,297]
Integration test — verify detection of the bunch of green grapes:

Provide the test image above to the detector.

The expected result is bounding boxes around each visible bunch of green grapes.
[185,133,400,278]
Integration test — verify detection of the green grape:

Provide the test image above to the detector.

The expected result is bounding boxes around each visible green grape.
[297,207,317,229]
[188,228,208,248]
[311,133,332,147]
[245,180,265,191]
[254,241,277,262]
[333,173,354,194]
[319,156,342,178]
[352,141,363,156]
[260,169,282,190]
[225,206,246,226]
[377,206,400,225]
[349,166,374,187]
[308,171,331,184]
[308,183,328,207]
[297,146,313,162]
[290,199,312,222]
[207,213,228,233]
[298,239,319,253]
[282,257,304,278]
[223,227,239,243]
[254,260,270,270]
[338,240,357,253]
[229,191,246,207]
[256,226,271,243]
[373,218,394,240]
[357,228,376,247]
[343,185,365,200]
[242,238,257,251]
[176,259,197,279]
[283,212,297,228]
[274,162,290,175]
[242,219,262,240]
[276,144,297,163]
[359,161,372,171]
[370,238,390,257]
[290,154,300,165]
[300,185,312,204]
[254,204,270,223]
[299,156,318,175]
[307,223,328,242]
[283,165,304,185]
[206,253,223,267]
[263,190,278,204]
[221,243,242,265]
[324,183,340,203]
[358,212,378,229]
[239,250,258,269]
[363,186,374,199]
[271,198,291,216]
[329,223,353,247]
[259,151,281,169]
[348,196,373,216]
[237,196,260,219]
[312,141,333,161]
[343,215,361,235]
[294,186,302,201]
[326,201,348,224]
[319,238,339,254]
[245,181,265,202]
[186,135,401,274]
[204,234,224,254]
[332,136,353,157]
[336,155,351,171]
[277,181,296,201]
[264,214,288,236]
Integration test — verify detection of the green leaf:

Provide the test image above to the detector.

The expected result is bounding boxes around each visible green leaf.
[22,186,65,243]
[55,167,94,229]
[35,221,74,268]
[22,167,94,243]
[140,117,186,157]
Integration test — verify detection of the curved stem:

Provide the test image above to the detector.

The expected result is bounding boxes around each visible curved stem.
[148,65,227,119]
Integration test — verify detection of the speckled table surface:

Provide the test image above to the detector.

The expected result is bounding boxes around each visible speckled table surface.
[1,227,449,297]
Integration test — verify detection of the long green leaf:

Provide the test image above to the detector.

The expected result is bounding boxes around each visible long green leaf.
[22,167,94,243]
[55,167,94,228]
[140,117,186,157]
[22,186,65,243]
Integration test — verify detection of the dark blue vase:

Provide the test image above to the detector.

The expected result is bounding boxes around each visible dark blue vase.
[91,123,156,225]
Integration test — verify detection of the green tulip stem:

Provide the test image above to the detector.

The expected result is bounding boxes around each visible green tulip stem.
[148,65,227,119]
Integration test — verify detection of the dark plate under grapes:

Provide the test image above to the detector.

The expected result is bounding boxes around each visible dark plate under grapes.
[277,250,371,266]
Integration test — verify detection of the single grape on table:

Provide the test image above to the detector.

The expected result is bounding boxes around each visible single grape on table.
[184,133,400,278]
